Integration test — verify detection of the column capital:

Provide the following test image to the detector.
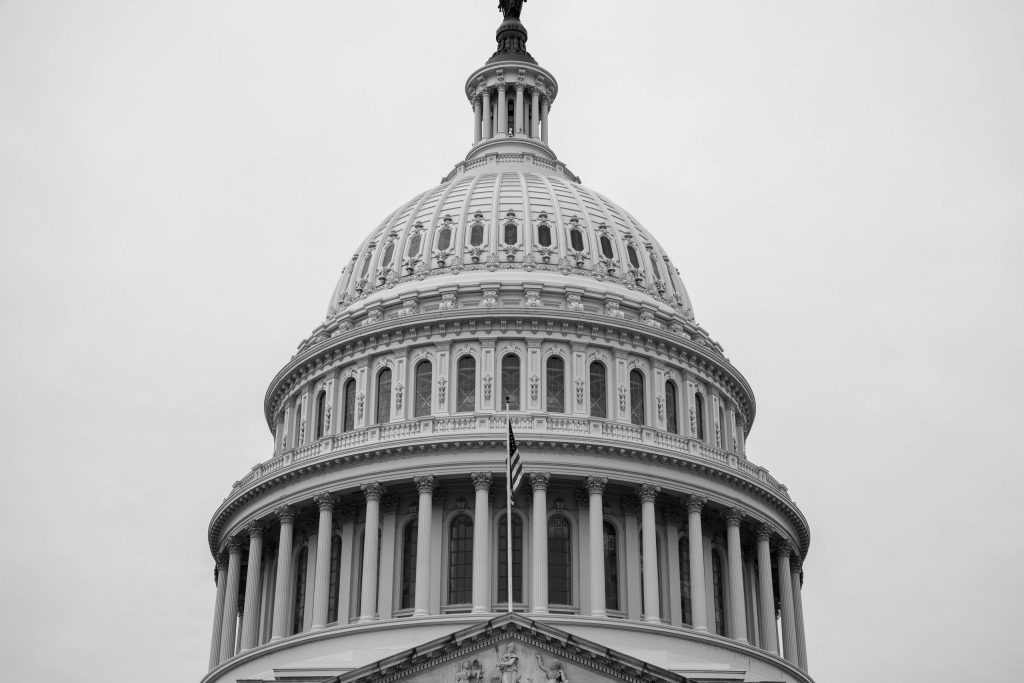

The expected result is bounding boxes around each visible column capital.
[685,495,707,514]
[314,492,337,511]
[246,520,264,538]
[756,522,777,541]
[790,554,803,572]
[585,476,608,495]
[775,539,793,557]
[515,82,526,92]
[415,475,437,494]
[471,472,493,491]
[639,483,661,503]
[724,507,744,526]
[529,472,551,491]
[361,481,384,501]
[274,505,296,524]
[215,559,228,572]
[226,536,244,554]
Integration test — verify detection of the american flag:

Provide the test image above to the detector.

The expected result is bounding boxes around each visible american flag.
[507,421,524,498]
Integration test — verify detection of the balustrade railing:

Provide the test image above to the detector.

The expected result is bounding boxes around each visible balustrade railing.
[232,414,787,500]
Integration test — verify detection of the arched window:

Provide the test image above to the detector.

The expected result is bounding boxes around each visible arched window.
[678,535,692,625]
[589,362,607,418]
[406,232,422,257]
[376,368,392,423]
[537,223,552,246]
[400,521,417,610]
[501,354,521,409]
[600,235,614,259]
[629,369,645,425]
[695,392,706,441]
[342,378,356,432]
[437,226,452,251]
[448,515,473,604]
[414,360,432,417]
[498,513,524,604]
[293,404,304,446]
[712,550,726,635]
[315,390,327,439]
[456,356,476,413]
[548,516,572,605]
[603,521,619,610]
[381,242,395,267]
[570,228,584,251]
[504,223,518,244]
[359,254,372,279]
[650,255,661,279]
[665,382,678,434]
[545,356,565,413]
[327,535,342,623]
[718,406,727,448]
[627,245,640,268]
[293,546,308,635]
[470,222,484,246]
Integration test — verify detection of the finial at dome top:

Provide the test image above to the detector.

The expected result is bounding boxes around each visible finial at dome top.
[490,0,535,64]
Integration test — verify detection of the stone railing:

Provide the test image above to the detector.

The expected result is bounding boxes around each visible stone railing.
[231,415,788,501]
[442,153,580,184]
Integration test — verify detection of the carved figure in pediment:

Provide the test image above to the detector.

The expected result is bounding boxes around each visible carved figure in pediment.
[536,653,569,682]
[495,643,520,683]
[454,658,484,682]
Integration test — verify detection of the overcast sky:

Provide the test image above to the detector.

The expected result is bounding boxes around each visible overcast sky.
[1,1,1022,681]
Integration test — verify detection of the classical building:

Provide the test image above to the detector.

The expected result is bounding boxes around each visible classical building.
[204,7,813,683]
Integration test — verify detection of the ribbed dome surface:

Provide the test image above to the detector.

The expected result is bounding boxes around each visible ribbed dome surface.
[328,163,695,321]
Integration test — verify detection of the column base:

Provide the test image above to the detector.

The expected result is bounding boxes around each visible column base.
[471,607,491,615]
[310,624,326,631]
[413,609,430,617]
[530,608,549,615]
[357,615,376,624]
[642,615,662,623]
[590,609,607,618]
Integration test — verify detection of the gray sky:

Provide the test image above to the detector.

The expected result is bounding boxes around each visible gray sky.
[1,1,1021,681]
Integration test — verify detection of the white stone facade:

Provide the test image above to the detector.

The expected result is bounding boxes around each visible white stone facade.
[203,9,813,683]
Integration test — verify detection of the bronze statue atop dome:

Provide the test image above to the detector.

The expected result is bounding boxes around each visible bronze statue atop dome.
[499,0,526,21]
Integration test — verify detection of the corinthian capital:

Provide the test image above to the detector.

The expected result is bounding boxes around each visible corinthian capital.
[225,536,244,554]
[639,483,661,503]
[274,505,296,524]
[685,495,707,514]
[314,492,337,511]
[585,476,608,496]
[361,481,384,502]
[775,539,793,557]
[471,472,493,491]
[246,520,264,538]
[724,507,744,526]
[756,522,777,542]
[529,472,550,491]
[414,475,437,495]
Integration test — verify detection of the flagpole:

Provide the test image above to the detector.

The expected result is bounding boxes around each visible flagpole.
[505,396,513,614]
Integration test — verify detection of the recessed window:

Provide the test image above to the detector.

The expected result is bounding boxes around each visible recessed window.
[537,223,552,247]
[327,535,342,623]
[545,356,565,413]
[501,354,521,409]
[712,550,727,635]
[627,245,640,268]
[293,546,308,634]
[504,223,518,244]
[650,256,661,279]
[695,392,706,440]
[679,535,692,625]
[448,515,473,604]
[665,382,678,434]
[548,516,572,605]
[437,227,452,251]
[600,235,614,259]
[570,228,584,251]
[407,233,422,257]
[589,362,607,418]
[359,255,373,279]
[343,379,355,432]
[629,369,645,425]
[470,223,484,246]
[414,361,432,417]
[498,513,524,603]
[457,356,476,413]
[603,522,619,610]
[400,521,417,610]
[381,243,395,266]
[315,390,327,439]
[376,368,392,423]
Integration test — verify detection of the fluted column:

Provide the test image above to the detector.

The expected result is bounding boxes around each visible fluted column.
[497,83,508,136]
[310,493,336,629]
[471,473,493,614]
[791,557,808,670]
[756,524,780,654]
[270,505,295,641]
[530,88,540,138]
[412,476,435,616]
[359,482,383,623]
[640,484,661,621]
[540,95,550,144]
[473,95,482,144]
[725,508,748,643]
[514,83,525,135]
[686,496,709,631]
[530,472,550,614]
[208,560,228,669]
[218,538,243,662]
[480,89,492,141]
[587,476,608,617]
[777,541,799,663]
[239,522,264,650]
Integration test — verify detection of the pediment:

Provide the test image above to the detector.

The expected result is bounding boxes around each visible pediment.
[335,613,689,683]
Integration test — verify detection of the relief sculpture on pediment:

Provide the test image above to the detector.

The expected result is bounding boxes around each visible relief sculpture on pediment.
[396,640,590,683]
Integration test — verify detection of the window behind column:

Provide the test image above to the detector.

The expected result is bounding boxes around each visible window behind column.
[603,521,619,610]
[376,368,392,423]
[497,513,524,604]
[665,381,678,434]
[712,550,726,635]
[629,369,645,425]
[678,535,692,625]
[315,390,327,439]
[414,360,432,417]
[695,392,706,441]
[545,356,565,413]
[292,546,308,635]
[327,535,341,623]
[456,356,476,413]
[548,516,572,606]
[400,521,417,610]
[501,354,521,409]
[342,378,355,432]
[589,362,607,418]
[448,515,473,605]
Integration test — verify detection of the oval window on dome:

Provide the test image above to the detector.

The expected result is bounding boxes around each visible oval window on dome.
[504,223,518,244]
[407,233,422,257]
[359,254,373,279]
[537,224,552,247]
[437,227,452,251]
[650,255,661,279]
[600,235,614,259]
[470,223,484,246]
[627,245,640,268]
[381,243,395,266]
[570,229,584,252]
